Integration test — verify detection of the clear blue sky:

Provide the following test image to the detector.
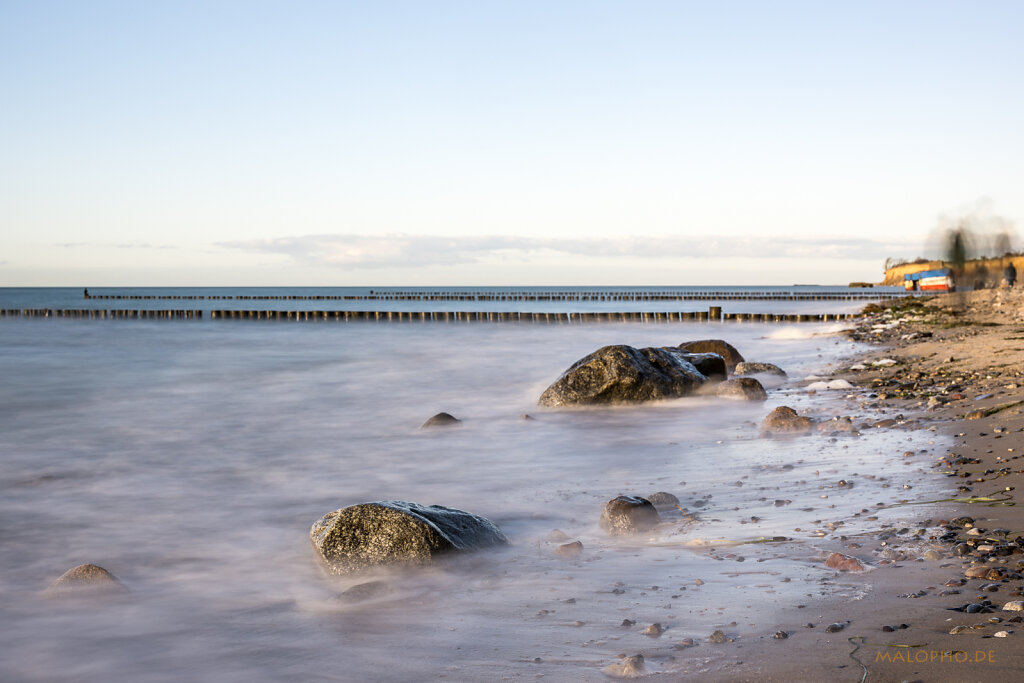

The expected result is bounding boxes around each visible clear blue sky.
[2,1,1022,285]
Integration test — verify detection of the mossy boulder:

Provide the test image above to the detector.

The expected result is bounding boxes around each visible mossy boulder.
[538,345,710,407]
[310,501,509,576]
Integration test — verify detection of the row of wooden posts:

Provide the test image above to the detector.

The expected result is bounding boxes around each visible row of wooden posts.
[1,308,857,323]
[84,291,899,302]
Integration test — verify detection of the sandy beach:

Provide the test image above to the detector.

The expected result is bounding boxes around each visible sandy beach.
[679,289,1024,682]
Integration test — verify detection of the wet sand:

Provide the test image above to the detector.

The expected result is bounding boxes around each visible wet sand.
[680,289,1024,682]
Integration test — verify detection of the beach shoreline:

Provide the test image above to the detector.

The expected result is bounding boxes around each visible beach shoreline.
[677,289,1024,682]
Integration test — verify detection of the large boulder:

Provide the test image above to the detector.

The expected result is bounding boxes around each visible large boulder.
[682,352,727,382]
[310,501,509,576]
[760,406,814,435]
[599,495,661,535]
[715,377,768,401]
[734,362,787,377]
[538,345,710,407]
[678,340,744,371]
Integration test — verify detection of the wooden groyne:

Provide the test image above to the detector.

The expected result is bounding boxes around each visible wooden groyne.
[0,309,201,319]
[0,308,859,323]
[83,289,903,303]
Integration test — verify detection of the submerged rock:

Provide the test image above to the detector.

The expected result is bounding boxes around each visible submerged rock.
[599,496,660,535]
[734,361,787,377]
[645,491,681,511]
[760,406,814,435]
[420,412,462,428]
[678,339,745,371]
[310,501,509,576]
[603,654,645,679]
[554,541,584,559]
[714,377,768,401]
[45,563,128,598]
[337,580,394,603]
[538,345,710,407]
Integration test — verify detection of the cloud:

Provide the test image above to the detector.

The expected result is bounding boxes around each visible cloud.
[219,233,920,269]
[57,242,178,250]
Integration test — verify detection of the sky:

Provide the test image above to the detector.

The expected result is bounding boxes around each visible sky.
[2,1,1023,286]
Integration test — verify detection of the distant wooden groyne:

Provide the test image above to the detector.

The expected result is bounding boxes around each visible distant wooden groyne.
[1,308,859,323]
[82,289,903,303]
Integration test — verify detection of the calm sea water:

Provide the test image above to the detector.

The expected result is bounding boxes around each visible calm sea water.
[0,288,943,681]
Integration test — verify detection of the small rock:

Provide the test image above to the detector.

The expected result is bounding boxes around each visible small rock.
[599,496,660,536]
[620,619,636,628]
[760,406,814,435]
[715,377,768,401]
[644,623,664,637]
[950,625,970,634]
[554,541,583,559]
[1003,601,1024,612]
[645,491,681,510]
[708,630,728,643]
[546,529,571,542]
[824,623,846,633]
[773,630,789,639]
[603,654,645,679]
[420,412,462,428]
[45,564,128,598]
[824,552,865,572]
[734,361,787,377]
[994,630,1012,638]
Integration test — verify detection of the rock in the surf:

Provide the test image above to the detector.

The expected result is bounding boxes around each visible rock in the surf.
[645,491,681,511]
[760,406,814,435]
[599,495,660,535]
[310,501,509,576]
[715,377,768,401]
[734,361,787,377]
[420,412,462,428]
[824,552,865,572]
[538,345,710,407]
[45,563,128,598]
[678,339,745,371]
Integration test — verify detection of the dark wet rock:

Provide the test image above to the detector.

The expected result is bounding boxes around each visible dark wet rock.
[734,361,787,377]
[773,630,789,639]
[600,496,660,536]
[338,580,394,603]
[538,345,712,407]
[760,406,814,435]
[554,541,583,559]
[680,352,727,382]
[825,552,865,572]
[646,491,680,510]
[708,629,728,643]
[620,618,636,628]
[420,412,461,428]
[679,340,745,371]
[715,377,768,401]
[950,516,975,528]
[310,501,509,576]
[45,563,128,598]
[824,622,846,633]
[603,654,645,679]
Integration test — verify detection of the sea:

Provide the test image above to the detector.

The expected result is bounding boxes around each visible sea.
[0,286,949,681]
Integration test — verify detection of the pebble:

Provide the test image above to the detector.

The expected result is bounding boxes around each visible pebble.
[708,630,728,643]
[773,630,789,639]
[824,623,846,633]
[1002,601,1024,612]
[994,630,1012,638]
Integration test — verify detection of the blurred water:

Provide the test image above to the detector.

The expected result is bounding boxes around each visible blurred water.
[0,317,946,681]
